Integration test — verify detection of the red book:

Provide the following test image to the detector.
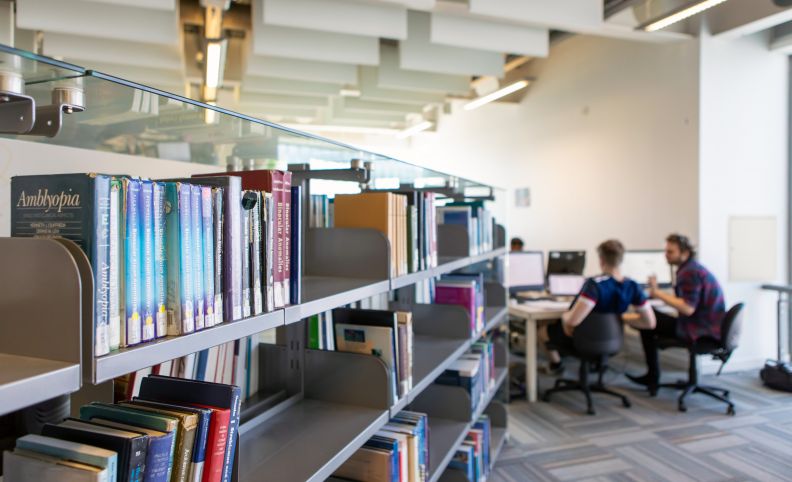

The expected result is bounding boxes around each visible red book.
[190,403,231,482]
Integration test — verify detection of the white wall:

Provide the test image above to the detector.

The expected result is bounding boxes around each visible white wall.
[698,29,789,370]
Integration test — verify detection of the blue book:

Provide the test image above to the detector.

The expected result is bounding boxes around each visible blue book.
[449,445,475,480]
[201,186,216,328]
[364,435,399,481]
[290,185,302,305]
[16,434,118,482]
[140,180,157,343]
[474,417,492,475]
[165,183,195,335]
[153,182,168,338]
[139,375,241,482]
[124,178,143,347]
[195,350,209,381]
[191,185,206,330]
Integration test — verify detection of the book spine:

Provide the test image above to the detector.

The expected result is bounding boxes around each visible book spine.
[262,193,275,311]
[212,188,224,326]
[109,179,122,351]
[240,197,251,318]
[166,184,195,335]
[220,388,241,482]
[140,180,157,343]
[153,182,168,339]
[191,185,205,331]
[223,181,242,322]
[201,409,229,482]
[144,432,174,482]
[289,185,302,305]
[195,350,209,381]
[250,192,263,315]
[124,179,142,347]
[202,186,216,328]
[272,173,285,308]
[190,411,210,482]
[95,175,112,356]
[282,171,292,305]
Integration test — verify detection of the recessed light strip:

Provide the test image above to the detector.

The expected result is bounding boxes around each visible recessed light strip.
[464,80,530,111]
[396,120,433,139]
[639,0,729,32]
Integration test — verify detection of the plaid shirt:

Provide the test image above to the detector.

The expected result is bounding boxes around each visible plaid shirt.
[675,259,726,342]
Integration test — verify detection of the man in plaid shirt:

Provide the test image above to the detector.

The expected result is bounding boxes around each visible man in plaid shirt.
[628,234,726,394]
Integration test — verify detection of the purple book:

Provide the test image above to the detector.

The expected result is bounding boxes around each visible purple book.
[434,280,477,336]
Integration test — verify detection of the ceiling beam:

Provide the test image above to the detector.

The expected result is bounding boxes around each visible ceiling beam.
[706,0,792,38]
[358,66,447,105]
[81,0,176,10]
[238,92,330,108]
[377,44,470,94]
[467,0,603,31]
[243,75,343,97]
[42,33,182,70]
[247,55,357,85]
[429,12,548,57]
[66,58,183,89]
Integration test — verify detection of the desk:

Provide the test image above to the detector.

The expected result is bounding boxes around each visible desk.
[508,300,569,402]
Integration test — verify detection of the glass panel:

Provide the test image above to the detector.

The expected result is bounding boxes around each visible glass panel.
[0,44,84,86]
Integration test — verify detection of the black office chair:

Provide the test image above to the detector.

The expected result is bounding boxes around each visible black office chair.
[657,303,744,415]
[542,312,631,415]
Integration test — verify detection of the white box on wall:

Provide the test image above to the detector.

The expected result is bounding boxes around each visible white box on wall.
[728,216,777,282]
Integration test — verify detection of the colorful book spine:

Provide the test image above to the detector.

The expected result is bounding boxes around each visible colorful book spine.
[201,186,216,328]
[282,171,292,305]
[240,194,252,318]
[272,172,285,308]
[249,192,263,315]
[165,183,195,336]
[109,178,122,351]
[191,185,205,331]
[153,182,168,338]
[124,178,142,347]
[289,185,302,305]
[140,180,157,343]
[212,188,224,326]
[262,193,275,312]
[193,405,229,482]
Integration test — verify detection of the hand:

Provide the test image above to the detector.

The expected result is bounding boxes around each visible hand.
[647,275,659,298]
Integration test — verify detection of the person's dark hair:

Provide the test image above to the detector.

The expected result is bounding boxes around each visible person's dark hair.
[510,237,524,249]
[597,239,625,267]
[666,233,697,258]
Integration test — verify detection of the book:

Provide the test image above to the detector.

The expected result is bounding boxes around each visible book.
[396,311,414,395]
[88,418,174,482]
[332,447,394,482]
[188,404,230,482]
[188,175,243,323]
[124,178,143,347]
[448,444,475,480]
[3,449,109,482]
[191,184,206,331]
[333,192,401,277]
[282,171,293,305]
[248,191,263,315]
[289,184,302,305]
[436,355,483,413]
[164,182,195,336]
[212,188,224,326]
[240,193,252,318]
[138,375,241,482]
[334,321,399,405]
[11,173,112,356]
[109,178,122,350]
[140,180,157,343]
[119,401,199,482]
[261,192,275,311]
[153,182,168,338]
[43,418,148,482]
[16,434,118,482]
[435,280,478,336]
[201,186,216,328]
[442,273,484,333]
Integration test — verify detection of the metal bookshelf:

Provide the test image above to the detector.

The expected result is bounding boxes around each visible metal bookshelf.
[0,43,510,482]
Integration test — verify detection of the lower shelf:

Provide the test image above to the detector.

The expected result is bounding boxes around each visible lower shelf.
[0,353,80,417]
[238,398,389,482]
[427,416,471,482]
[490,427,507,469]
[284,276,390,324]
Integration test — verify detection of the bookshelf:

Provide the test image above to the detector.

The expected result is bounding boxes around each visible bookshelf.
[0,43,510,482]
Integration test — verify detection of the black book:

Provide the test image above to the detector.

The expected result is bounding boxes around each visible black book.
[42,418,148,482]
[289,185,302,305]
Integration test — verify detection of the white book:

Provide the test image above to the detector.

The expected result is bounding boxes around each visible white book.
[158,360,173,377]
[181,353,196,379]
[222,341,235,385]
[376,431,409,482]
[205,346,220,383]
[16,435,117,482]
[335,323,397,404]
[4,449,108,482]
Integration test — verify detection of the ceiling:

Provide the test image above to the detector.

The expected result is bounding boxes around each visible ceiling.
[8,0,792,134]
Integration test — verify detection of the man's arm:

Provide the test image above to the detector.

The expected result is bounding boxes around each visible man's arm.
[625,303,657,329]
[648,275,695,316]
[561,297,595,337]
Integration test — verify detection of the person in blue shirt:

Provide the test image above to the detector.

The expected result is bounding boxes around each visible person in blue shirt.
[543,240,657,371]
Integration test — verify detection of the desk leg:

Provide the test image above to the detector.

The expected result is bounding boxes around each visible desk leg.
[526,318,538,402]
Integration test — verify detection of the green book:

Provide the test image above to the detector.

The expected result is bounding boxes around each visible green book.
[308,314,320,349]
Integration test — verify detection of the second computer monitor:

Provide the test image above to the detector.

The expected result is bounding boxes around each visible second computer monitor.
[547,250,586,276]
[621,250,672,287]
[507,251,546,294]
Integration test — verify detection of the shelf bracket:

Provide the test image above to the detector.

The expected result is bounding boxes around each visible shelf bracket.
[0,71,35,134]
[27,86,85,137]
[288,161,370,184]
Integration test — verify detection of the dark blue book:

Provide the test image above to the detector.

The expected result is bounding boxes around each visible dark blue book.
[11,173,112,356]
[364,435,399,480]
[87,417,175,482]
[195,350,209,381]
[139,375,241,482]
[289,185,302,305]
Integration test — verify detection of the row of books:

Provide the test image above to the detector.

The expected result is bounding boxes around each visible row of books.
[435,273,485,337]
[437,201,495,257]
[333,411,429,482]
[3,375,240,482]
[448,416,493,482]
[334,191,439,277]
[436,338,498,415]
[308,194,332,228]
[11,170,300,357]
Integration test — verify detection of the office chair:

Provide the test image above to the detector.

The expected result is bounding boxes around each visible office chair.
[542,312,631,415]
[657,303,744,415]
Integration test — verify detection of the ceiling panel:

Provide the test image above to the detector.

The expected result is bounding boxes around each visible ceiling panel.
[707,0,792,38]
[262,0,407,40]
[358,66,446,105]
[238,92,330,109]
[16,0,179,45]
[362,0,436,10]
[430,12,548,57]
[246,55,357,84]
[468,0,602,31]
[400,11,504,77]
[43,33,182,70]
[378,44,470,94]
[65,58,183,90]
[82,0,176,10]
[243,75,342,97]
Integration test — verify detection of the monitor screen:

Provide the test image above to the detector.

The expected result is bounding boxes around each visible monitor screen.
[548,274,586,296]
[508,251,546,292]
[622,250,672,286]
[547,250,586,275]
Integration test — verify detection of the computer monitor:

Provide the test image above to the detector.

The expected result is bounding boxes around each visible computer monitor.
[507,251,546,294]
[547,274,586,297]
[621,250,672,287]
[547,250,586,275]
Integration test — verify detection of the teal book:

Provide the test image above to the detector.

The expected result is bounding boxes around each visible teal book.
[80,403,179,482]
[124,178,142,347]
[109,178,122,351]
[153,182,168,338]
[165,183,195,336]
[140,180,157,343]
[191,185,206,330]
[201,186,216,328]
[16,434,118,482]
[10,173,112,356]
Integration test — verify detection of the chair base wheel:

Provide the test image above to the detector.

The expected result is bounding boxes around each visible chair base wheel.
[587,408,596,415]
[678,403,687,412]
[727,406,736,416]
[622,398,631,408]
[541,393,551,403]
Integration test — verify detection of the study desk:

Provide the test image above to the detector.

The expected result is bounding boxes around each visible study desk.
[508,299,569,402]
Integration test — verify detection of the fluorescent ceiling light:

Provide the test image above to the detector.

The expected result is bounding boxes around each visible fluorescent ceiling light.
[396,120,433,139]
[205,41,223,89]
[638,0,729,32]
[464,80,529,111]
[339,88,362,97]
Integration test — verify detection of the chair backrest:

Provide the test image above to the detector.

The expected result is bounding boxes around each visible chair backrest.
[719,302,744,352]
[572,312,623,358]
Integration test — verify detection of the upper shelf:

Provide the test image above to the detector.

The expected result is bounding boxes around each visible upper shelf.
[0,43,504,197]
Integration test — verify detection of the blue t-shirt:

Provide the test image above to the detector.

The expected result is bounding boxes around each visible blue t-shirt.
[574,275,647,314]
